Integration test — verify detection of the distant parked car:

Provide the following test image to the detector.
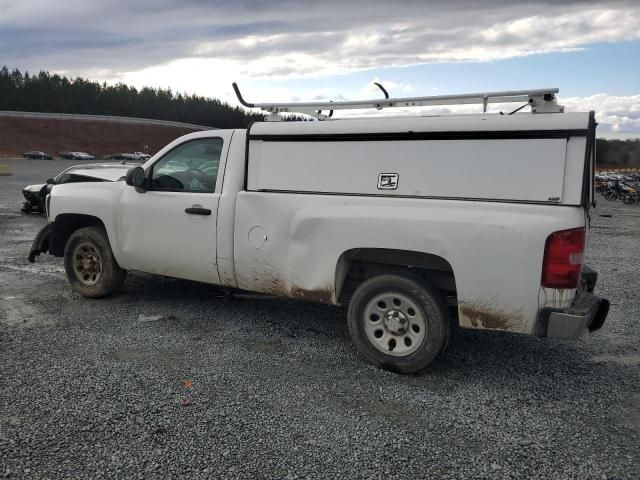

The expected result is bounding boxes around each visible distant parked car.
[105,153,146,162]
[21,163,131,213]
[133,151,151,161]
[59,151,96,160]
[23,151,52,160]
[105,153,128,161]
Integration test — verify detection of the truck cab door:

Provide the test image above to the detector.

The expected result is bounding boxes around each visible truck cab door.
[117,133,233,284]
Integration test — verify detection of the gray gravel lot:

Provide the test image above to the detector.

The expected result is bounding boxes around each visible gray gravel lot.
[1,158,639,479]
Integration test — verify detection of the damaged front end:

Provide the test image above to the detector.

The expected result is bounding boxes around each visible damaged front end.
[21,184,46,213]
[28,223,55,263]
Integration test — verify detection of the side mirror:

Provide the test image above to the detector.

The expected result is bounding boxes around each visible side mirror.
[125,166,147,190]
[46,178,55,184]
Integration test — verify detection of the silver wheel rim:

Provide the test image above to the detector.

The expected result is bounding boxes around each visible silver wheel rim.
[363,292,426,357]
[72,242,103,286]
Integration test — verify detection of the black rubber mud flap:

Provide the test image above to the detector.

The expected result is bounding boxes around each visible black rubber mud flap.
[589,299,610,333]
[28,223,54,263]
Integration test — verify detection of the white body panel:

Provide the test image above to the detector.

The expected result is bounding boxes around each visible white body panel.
[248,112,590,206]
[61,167,129,182]
[116,188,221,283]
[50,130,235,285]
[112,130,234,283]
[249,111,587,135]
[48,110,594,336]
[249,138,568,202]
[215,130,246,288]
[114,130,234,283]
[232,192,585,334]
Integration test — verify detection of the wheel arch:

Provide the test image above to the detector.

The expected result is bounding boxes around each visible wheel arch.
[50,214,108,257]
[335,248,457,306]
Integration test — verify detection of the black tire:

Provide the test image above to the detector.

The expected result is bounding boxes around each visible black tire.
[347,274,449,374]
[63,226,126,298]
[605,191,617,201]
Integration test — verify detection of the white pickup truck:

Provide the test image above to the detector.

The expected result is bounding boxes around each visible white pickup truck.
[29,86,609,373]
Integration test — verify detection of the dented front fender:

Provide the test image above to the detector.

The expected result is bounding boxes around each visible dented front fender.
[28,223,54,263]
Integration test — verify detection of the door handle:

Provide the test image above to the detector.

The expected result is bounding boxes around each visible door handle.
[185,207,212,215]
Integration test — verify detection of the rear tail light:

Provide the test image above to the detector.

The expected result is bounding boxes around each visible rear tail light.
[541,227,586,289]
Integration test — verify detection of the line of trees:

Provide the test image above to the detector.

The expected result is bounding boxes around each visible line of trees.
[1,67,638,165]
[596,138,640,168]
[0,67,264,128]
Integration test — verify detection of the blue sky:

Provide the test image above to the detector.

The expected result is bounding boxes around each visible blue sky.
[1,0,638,136]
[243,41,640,98]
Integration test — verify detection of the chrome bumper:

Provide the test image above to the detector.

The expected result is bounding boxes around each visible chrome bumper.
[545,291,610,339]
[538,265,610,340]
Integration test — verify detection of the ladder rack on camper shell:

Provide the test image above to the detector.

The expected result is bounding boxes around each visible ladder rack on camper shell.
[232,82,565,121]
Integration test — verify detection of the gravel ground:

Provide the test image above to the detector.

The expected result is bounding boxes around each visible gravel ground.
[1,158,639,479]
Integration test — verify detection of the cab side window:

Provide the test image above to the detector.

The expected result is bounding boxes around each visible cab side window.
[150,138,223,193]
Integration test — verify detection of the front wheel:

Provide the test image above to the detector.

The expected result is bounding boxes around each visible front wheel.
[64,226,126,298]
[347,274,449,374]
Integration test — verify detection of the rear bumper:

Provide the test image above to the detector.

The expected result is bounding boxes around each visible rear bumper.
[538,265,610,339]
[545,292,610,339]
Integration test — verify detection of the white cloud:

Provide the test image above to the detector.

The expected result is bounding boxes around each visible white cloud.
[563,94,640,133]
[178,6,640,78]
[116,60,640,135]
[329,88,640,136]
[89,2,640,132]
[5,0,637,132]
[4,1,639,82]
[358,79,414,98]
[119,58,243,101]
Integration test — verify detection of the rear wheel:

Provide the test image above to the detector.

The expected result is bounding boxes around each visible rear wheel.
[347,274,449,373]
[64,226,126,298]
